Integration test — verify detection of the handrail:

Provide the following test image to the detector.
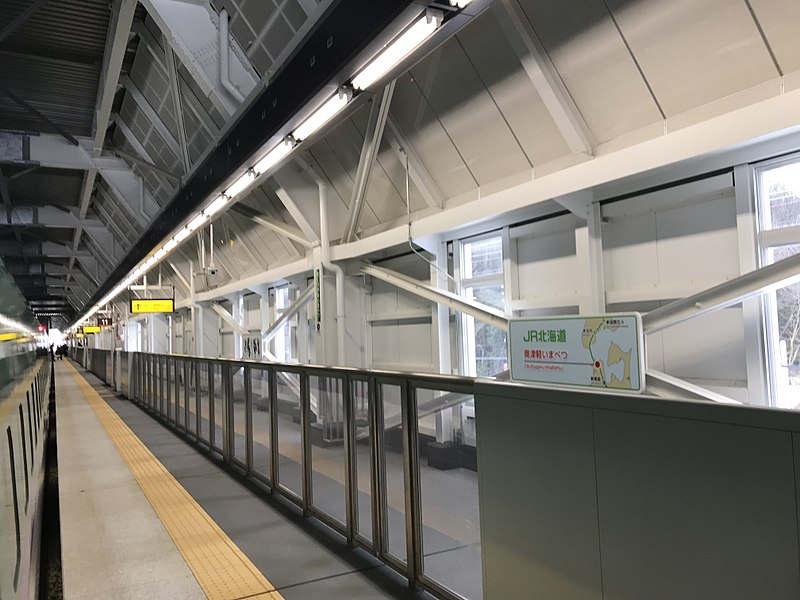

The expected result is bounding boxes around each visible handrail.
[112,350,479,600]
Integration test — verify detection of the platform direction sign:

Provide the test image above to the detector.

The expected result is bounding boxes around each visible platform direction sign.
[508,314,645,393]
[130,299,174,314]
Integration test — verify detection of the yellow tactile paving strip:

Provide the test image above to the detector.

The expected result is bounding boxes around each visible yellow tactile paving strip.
[63,362,284,600]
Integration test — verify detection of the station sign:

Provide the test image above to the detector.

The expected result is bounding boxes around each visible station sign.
[98,317,113,327]
[508,313,645,393]
[83,326,101,334]
[130,299,174,314]
[0,332,19,341]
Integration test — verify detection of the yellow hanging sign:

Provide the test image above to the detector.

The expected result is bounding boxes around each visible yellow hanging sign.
[130,299,174,314]
[83,326,101,333]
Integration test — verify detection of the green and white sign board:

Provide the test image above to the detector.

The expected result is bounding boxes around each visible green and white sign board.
[508,314,645,393]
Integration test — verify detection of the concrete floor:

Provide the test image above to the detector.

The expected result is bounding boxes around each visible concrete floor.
[56,363,204,600]
[80,366,437,600]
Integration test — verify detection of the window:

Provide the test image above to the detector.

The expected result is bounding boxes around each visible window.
[273,285,297,363]
[756,156,800,408]
[458,235,508,377]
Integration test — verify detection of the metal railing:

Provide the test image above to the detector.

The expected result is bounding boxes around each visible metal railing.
[97,351,482,600]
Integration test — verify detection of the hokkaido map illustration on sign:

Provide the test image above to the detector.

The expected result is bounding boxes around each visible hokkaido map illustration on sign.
[508,314,644,392]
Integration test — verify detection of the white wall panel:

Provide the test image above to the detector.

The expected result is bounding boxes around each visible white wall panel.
[516,229,579,301]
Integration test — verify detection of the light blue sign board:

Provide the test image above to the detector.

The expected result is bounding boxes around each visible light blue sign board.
[508,314,645,393]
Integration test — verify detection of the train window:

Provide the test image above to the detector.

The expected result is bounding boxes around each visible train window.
[17,407,29,511]
[6,427,21,589]
[26,395,34,466]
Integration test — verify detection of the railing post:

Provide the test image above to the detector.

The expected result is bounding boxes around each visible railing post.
[223,362,233,464]
[343,374,356,545]
[402,380,422,588]
[372,378,388,559]
[269,367,279,489]
[300,370,311,516]
[244,365,253,475]
[194,360,201,439]
[208,361,216,450]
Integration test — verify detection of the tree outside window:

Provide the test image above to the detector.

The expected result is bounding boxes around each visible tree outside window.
[757,158,800,408]
[459,235,508,377]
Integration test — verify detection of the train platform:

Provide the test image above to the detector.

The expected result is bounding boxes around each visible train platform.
[55,360,432,599]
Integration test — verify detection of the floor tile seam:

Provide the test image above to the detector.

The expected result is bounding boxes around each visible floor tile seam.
[65,363,283,600]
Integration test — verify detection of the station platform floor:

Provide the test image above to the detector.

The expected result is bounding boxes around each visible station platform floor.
[55,360,435,599]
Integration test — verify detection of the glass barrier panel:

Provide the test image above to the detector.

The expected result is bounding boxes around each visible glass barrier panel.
[211,362,224,453]
[166,358,175,424]
[352,378,373,544]
[231,365,247,465]
[378,382,407,564]
[186,361,197,436]
[249,367,271,480]
[309,374,347,528]
[275,369,302,498]
[175,359,184,430]
[415,387,482,600]
[198,362,211,443]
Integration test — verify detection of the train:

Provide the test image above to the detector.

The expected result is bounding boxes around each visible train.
[0,259,53,600]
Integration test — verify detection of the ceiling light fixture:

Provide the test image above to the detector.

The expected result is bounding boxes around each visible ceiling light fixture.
[253,140,294,175]
[351,10,442,91]
[225,171,255,197]
[292,90,351,141]
[202,195,229,217]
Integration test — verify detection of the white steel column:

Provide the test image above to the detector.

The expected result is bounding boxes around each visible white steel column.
[735,163,770,406]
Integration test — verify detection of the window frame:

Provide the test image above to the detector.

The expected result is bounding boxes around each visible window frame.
[754,152,800,408]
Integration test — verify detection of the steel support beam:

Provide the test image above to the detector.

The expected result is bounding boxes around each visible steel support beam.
[646,369,739,404]
[362,263,511,331]
[493,0,593,155]
[0,0,50,42]
[343,82,395,242]
[262,285,313,345]
[643,250,800,334]
[0,87,79,146]
[93,0,137,152]
[164,42,191,172]
[230,203,312,247]
[385,116,444,210]
[210,301,247,336]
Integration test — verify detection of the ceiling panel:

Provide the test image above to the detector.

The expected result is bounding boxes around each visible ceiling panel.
[458,9,571,167]
[407,35,531,187]
[607,0,778,116]
[748,0,800,74]
[518,0,662,142]
[389,74,475,201]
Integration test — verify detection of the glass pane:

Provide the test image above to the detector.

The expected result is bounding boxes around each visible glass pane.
[309,375,346,527]
[352,379,373,543]
[415,388,482,600]
[250,368,271,479]
[463,236,503,279]
[759,160,800,229]
[467,285,508,377]
[186,361,197,436]
[175,360,184,430]
[232,366,247,464]
[767,244,800,408]
[276,370,303,497]
[379,383,406,562]
[211,363,224,452]
[167,359,175,423]
[198,362,210,443]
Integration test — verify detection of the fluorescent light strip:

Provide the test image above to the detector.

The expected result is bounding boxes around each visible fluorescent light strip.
[352,12,441,91]
[254,140,293,175]
[174,227,192,243]
[225,171,255,197]
[450,0,472,7]
[163,238,178,252]
[186,212,208,232]
[293,92,350,141]
[203,195,229,217]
